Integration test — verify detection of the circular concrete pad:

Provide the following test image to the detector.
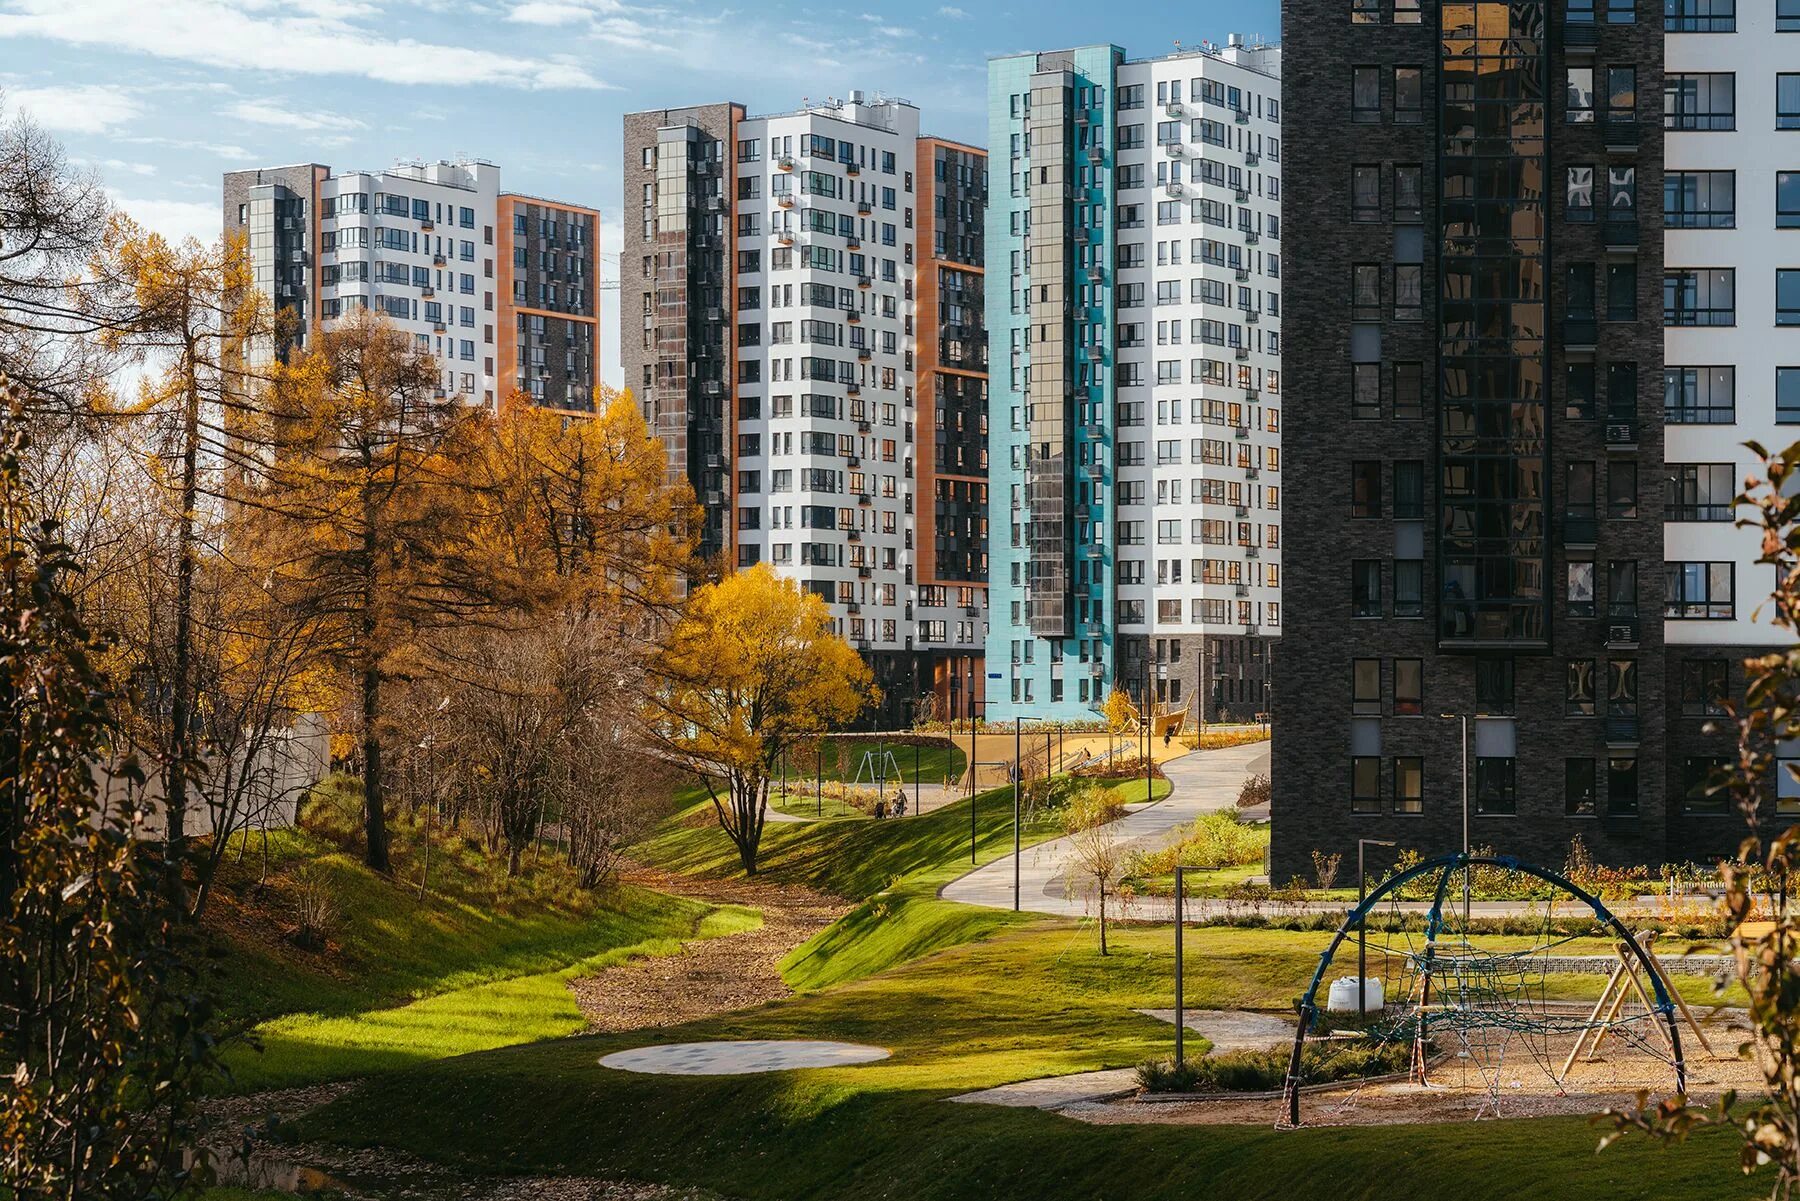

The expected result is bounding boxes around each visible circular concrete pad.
[600,1039,890,1076]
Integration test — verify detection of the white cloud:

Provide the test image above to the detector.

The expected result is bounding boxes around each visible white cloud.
[108,192,220,246]
[83,157,157,177]
[938,5,969,17]
[228,100,364,132]
[0,0,607,90]
[2,82,142,133]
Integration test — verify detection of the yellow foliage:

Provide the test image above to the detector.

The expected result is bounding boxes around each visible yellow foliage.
[1103,688,1138,733]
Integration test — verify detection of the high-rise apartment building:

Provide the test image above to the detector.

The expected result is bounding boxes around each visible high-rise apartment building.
[622,94,990,724]
[223,158,602,410]
[985,39,1283,724]
[1273,0,1800,877]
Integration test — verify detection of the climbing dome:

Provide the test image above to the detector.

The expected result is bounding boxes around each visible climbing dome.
[1279,853,1686,1126]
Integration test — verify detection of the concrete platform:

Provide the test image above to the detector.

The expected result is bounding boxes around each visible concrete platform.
[599,1039,890,1075]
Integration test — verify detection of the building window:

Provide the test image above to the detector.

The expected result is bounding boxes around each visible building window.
[1567,659,1597,716]
[1607,459,1638,519]
[1605,66,1636,119]
[1782,0,1800,30]
[1394,165,1423,221]
[1567,361,1597,419]
[1352,461,1382,517]
[1352,67,1381,122]
[1664,170,1735,228]
[1393,461,1424,519]
[1476,656,1515,715]
[1394,560,1424,617]
[1395,658,1423,715]
[1607,757,1639,816]
[1352,264,1381,318]
[1566,165,1595,221]
[1665,561,1735,618]
[1393,264,1423,319]
[1353,658,1381,714]
[1681,658,1729,716]
[1475,757,1516,815]
[1352,757,1381,813]
[1394,757,1423,813]
[1780,173,1800,228]
[1569,560,1597,617]
[1781,75,1800,129]
[1664,463,1735,522]
[1352,165,1381,221]
[1664,366,1735,424]
[1682,756,1732,814]
[1663,72,1735,130]
[1566,759,1597,816]
[1780,367,1800,423]
[1665,0,1733,30]
[1393,362,1424,418]
[1606,262,1637,320]
[1352,560,1381,617]
[1780,270,1800,325]
[1568,67,1596,122]
[1663,268,1735,325]
[1393,67,1423,121]
[1352,362,1381,419]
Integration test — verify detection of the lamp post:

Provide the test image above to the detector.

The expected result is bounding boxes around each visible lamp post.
[1014,714,1022,911]
[1357,838,1397,1021]
[1438,711,1472,923]
[1174,865,1192,1064]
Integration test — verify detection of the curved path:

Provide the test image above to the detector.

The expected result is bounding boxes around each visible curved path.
[938,741,1269,917]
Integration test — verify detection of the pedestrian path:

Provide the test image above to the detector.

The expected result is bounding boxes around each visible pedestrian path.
[937,742,1269,916]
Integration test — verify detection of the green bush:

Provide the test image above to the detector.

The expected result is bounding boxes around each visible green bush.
[1137,1040,1415,1094]
[1131,811,1268,874]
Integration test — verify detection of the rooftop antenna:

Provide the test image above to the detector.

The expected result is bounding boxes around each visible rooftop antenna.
[1173,38,1182,50]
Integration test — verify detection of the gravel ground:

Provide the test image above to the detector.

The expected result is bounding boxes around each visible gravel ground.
[572,867,849,1033]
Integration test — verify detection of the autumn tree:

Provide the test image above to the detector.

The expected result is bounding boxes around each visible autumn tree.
[83,220,268,887]
[648,564,876,873]
[1062,783,1129,955]
[252,311,491,872]
[0,386,218,1199]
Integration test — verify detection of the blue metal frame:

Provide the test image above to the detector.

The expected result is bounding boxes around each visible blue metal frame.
[1280,851,1685,1126]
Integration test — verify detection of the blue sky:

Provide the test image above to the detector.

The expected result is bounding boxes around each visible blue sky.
[0,0,1279,385]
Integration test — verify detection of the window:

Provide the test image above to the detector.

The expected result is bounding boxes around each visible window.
[1395,659,1423,715]
[1394,461,1424,519]
[1606,262,1637,320]
[1568,560,1597,617]
[1568,67,1596,122]
[1353,659,1381,715]
[1352,461,1382,517]
[1781,173,1800,228]
[1607,459,1637,518]
[1393,68,1422,121]
[1781,270,1800,325]
[1394,758,1423,814]
[1665,0,1733,30]
[1566,759,1597,816]
[1394,264,1423,319]
[1352,757,1381,813]
[1782,367,1800,423]
[1665,561,1735,618]
[1681,658,1729,716]
[1783,0,1800,29]
[1352,165,1381,221]
[1352,362,1381,419]
[1607,757,1638,816]
[1475,758,1516,815]
[1606,0,1634,21]
[1568,362,1597,419]
[1566,165,1595,221]
[1394,559,1424,617]
[1605,66,1637,119]
[1608,362,1638,422]
[1394,166,1422,221]
[1664,463,1735,522]
[1781,75,1800,129]
[1476,657,1515,715]
[1664,73,1735,130]
[1664,366,1735,424]
[1393,362,1424,419]
[1664,268,1734,325]
[1567,659,1597,716]
[1353,560,1381,617]
[1664,170,1734,228]
[1682,756,1732,814]
[1352,264,1381,318]
[1608,165,1636,219]
[1352,68,1381,122]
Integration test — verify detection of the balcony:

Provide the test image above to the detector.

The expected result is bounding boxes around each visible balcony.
[1246,151,1260,167]
[1603,220,1639,254]
[1234,108,1250,125]
[1604,714,1640,747]
[1246,545,1260,558]
[857,347,872,361]
[1602,116,1639,153]
[1245,310,1260,324]
[1234,504,1249,517]
[1082,543,1104,558]
[858,564,873,576]
[1085,462,1105,479]
[1166,182,1187,198]
[857,276,873,289]
[1246,232,1260,245]
[846,602,861,613]
[1235,583,1250,597]
[845,307,861,324]
[1606,616,1640,649]
[1235,346,1250,361]
[1235,266,1251,281]
[1604,415,1637,450]
[1086,266,1104,283]
[776,230,795,245]
[847,530,861,542]
[857,200,872,215]
[1081,344,1104,362]
[420,217,435,230]
[847,162,861,176]
[1164,142,1188,158]
[1563,511,1598,548]
[1563,316,1598,350]
[776,194,795,208]
[1564,21,1599,55]
[1234,188,1250,203]
[777,155,796,171]
[1073,227,1090,244]
[1243,387,1260,401]
[1164,103,1186,118]
[1246,465,1260,479]
[432,253,447,266]
[1233,425,1250,440]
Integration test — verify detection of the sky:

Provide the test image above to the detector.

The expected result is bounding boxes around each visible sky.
[0,0,1280,386]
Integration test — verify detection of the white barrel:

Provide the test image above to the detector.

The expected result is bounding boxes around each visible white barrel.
[1325,976,1385,1013]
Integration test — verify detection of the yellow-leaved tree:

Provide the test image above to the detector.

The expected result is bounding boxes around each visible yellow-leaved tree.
[648,564,875,873]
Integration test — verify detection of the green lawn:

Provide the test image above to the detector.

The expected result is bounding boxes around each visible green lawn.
[797,737,968,785]
[304,921,1751,1201]
[770,791,871,820]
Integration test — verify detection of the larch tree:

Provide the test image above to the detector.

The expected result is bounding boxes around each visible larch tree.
[253,311,491,872]
[648,563,876,874]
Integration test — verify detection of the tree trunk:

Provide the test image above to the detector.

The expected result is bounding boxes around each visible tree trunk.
[361,659,388,872]
[165,348,201,903]
[1098,884,1108,956]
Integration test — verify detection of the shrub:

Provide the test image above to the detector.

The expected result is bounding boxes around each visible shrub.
[1137,1041,1416,1094]
[1132,811,1267,874]
[1311,850,1343,890]
[1237,771,1271,810]
[290,862,340,951]
[1182,727,1272,751]
[1062,782,1126,834]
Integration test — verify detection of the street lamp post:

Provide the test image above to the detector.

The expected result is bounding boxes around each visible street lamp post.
[1357,838,1397,1022]
[1014,714,1022,911]
[1438,712,1472,923]
[1174,865,1191,1064]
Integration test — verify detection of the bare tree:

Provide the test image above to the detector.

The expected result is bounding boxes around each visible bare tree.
[1063,783,1129,955]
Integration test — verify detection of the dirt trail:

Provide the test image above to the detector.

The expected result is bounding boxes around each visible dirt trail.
[572,866,849,1032]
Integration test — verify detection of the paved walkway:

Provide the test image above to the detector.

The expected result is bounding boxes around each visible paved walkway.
[938,742,1269,916]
